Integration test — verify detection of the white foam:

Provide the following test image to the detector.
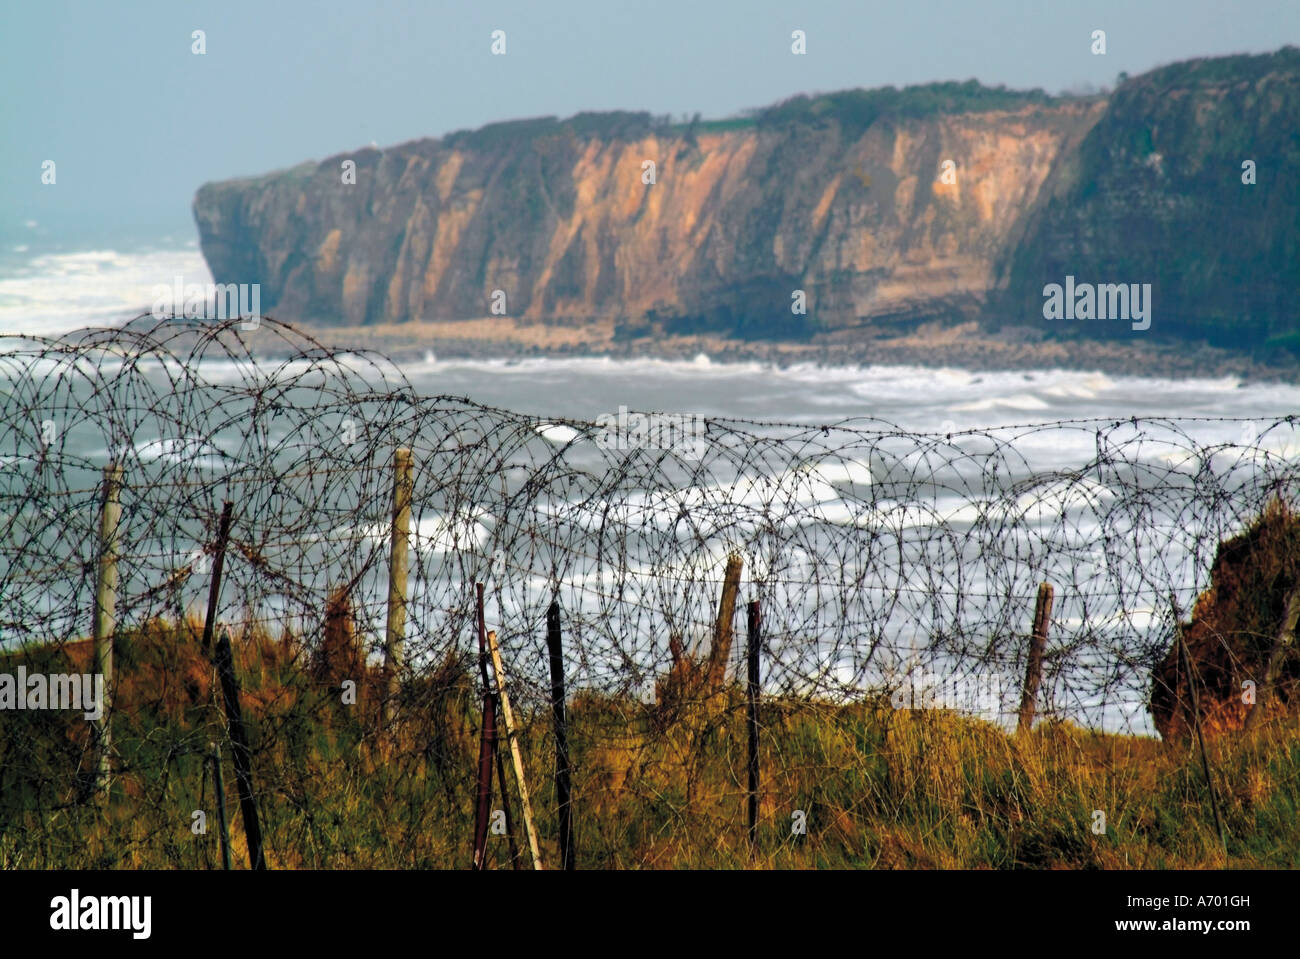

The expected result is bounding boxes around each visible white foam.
[127,436,228,469]
[349,507,493,555]
[952,393,1051,412]
[0,248,212,338]
[536,423,581,444]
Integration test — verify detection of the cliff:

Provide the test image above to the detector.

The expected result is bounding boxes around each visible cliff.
[193,50,1298,346]
[997,47,1300,350]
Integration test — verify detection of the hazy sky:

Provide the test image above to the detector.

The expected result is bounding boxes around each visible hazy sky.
[4,0,1298,243]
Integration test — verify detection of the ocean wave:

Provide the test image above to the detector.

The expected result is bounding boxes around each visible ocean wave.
[952,393,1052,412]
[0,248,211,338]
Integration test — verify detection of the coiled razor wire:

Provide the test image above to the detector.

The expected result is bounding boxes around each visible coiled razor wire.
[2,317,1298,738]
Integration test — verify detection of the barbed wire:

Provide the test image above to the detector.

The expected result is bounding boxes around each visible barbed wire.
[1,315,1296,868]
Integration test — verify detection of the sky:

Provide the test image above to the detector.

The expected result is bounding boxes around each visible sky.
[3,0,1298,246]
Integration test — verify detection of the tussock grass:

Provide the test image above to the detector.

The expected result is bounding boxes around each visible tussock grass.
[0,622,1295,869]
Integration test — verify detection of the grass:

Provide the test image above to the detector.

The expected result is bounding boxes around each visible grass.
[434,79,1068,152]
[0,619,1295,869]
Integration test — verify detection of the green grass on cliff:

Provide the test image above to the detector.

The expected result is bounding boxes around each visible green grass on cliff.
[1,618,1296,869]
[754,79,1062,139]
[438,79,1067,151]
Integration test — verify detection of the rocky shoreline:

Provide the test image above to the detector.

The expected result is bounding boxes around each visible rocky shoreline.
[296,318,1300,385]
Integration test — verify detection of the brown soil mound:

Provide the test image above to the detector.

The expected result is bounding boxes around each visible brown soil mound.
[1150,500,1300,740]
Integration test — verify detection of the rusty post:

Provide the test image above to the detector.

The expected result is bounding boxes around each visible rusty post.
[472,583,496,869]
[546,600,575,869]
[210,743,232,871]
[200,501,235,652]
[214,625,266,869]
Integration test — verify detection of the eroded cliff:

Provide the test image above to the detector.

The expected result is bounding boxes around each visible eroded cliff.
[194,85,1102,336]
[998,47,1300,349]
[194,51,1298,346]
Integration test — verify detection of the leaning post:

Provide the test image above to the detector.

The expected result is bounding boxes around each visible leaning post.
[1017,583,1054,733]
[383,447,413,723]
[92,463,123,798]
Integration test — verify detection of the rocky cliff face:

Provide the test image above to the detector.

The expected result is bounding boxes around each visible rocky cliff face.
[997,48,1300,349]
[194,88,1102,336]
[193,50,1298,345]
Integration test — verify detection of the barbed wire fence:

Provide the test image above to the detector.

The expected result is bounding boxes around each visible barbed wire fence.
[1,316,1297,868]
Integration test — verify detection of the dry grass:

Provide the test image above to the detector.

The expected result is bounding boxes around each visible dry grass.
[0,621,1296,869]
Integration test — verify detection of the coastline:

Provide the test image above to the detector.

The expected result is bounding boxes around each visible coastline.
[296,317,1300,384]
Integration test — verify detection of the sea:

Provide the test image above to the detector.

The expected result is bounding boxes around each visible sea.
[3,237,1300,735]
[4,240,1299,430]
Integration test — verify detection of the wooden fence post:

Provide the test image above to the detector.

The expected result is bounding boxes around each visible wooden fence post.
[545,600,575,869]
[746,600,761,855]
[472,583,496,870]
[210,743,232,871]
[214,624,266,869]
[488,629,544,870]
[384,447,413,724]
[1017,582,1053,733]
[92,463,123,799]
[708,553,744,692]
